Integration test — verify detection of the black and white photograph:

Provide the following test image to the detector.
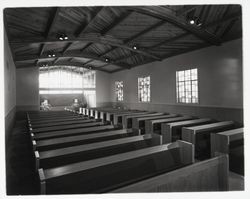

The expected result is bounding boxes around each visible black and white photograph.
[1,0,249,198]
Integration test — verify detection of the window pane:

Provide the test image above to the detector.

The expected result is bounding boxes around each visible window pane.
[138,76,150,102]
[176,68,198,104]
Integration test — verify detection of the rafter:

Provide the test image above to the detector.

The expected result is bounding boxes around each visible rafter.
[62,7,103,54]
[81,9,133,65]
[40,7,60,56]
[11,33,161,60]
[100,20,166,57]
[130,6,222,45]
[176,5,199,16]
[106,11,242,71]
[15,50,131,69]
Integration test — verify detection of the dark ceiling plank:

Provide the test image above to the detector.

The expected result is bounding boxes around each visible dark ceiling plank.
[81,9,133,65]
[109,11,242,68]
[130,6,222,45]
[15,50,131,69]
[176,5,199,16]
[63,7,104,54]
[40,7,60,56]
[11,33,161,61]
[7,24,43,35]
[204,11,241,28]
[80,42,92,52]
[100,20,166,57]
[75,7,103,36]
[100,10,132,35]
[220,19,237,38]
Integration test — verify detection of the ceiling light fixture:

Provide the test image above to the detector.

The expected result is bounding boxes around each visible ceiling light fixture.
[188,17,202,27]
[133,45,137,50]
[48,52,56,58]
[58,33,69,41]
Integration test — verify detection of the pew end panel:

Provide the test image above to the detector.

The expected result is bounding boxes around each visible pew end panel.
[39,168,46,194]
[112,153,229,192]
[211,128,244,175]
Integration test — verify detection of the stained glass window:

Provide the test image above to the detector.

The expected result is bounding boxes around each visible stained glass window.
[176,68,198,103]
[115,81,123,101]
[138,76,150,102]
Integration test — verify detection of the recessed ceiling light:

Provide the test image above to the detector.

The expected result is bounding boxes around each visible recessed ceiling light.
[133,45,137,50]
[189,19,195,25]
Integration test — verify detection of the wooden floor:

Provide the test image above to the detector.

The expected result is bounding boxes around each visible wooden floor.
[5,116,244,195]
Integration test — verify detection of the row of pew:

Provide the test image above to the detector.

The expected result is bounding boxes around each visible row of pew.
[25,107,244,194]
[80,107,244,174]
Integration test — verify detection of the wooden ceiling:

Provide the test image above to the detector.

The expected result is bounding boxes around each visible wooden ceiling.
[4,5,242,73]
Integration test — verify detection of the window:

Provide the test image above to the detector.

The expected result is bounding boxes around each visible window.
[176,68,198,103]
[138,76,150,102]
[39,66,95,94]
[115,81,123,101]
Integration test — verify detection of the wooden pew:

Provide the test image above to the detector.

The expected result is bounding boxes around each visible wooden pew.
[28,116,86,126]
[132,114,178,133]
[182,121,235,159]
[112,153,229,192]
[29,118,96,129]
[211,128,244,175]
[123,112,164,129]
[32,128,140,151]
[113,111,153,126]
[31,124,119,140]
[145,116,193,135]
[35,134,161,170]
[38,140,194,194]
[28,115,82,123]
[161,118,213,144]
[30,121,104,134]
[30,120,103,133]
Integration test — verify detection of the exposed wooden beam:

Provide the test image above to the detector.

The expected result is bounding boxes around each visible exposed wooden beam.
[176,5,199,16]
[75,7,103,37]
[220,19,237,38]
[11,33,161,61]
[40,7,60,56]
[63,7,103,54]
[104,10,242,68]
[82,9,133,61]
[130,6,222,45]
[100,20,165,57]
[80,42,92,52]
[101,10,132,35]
[15,50,131,69]
[204,11,241,29]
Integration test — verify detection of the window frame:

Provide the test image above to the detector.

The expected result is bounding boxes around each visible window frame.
[138,75,151,103]
[115,81,124,102]
[176,68,199,104]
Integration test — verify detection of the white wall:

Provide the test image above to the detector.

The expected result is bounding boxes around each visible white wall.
[96,70,111,107]
[110,39,243,123]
